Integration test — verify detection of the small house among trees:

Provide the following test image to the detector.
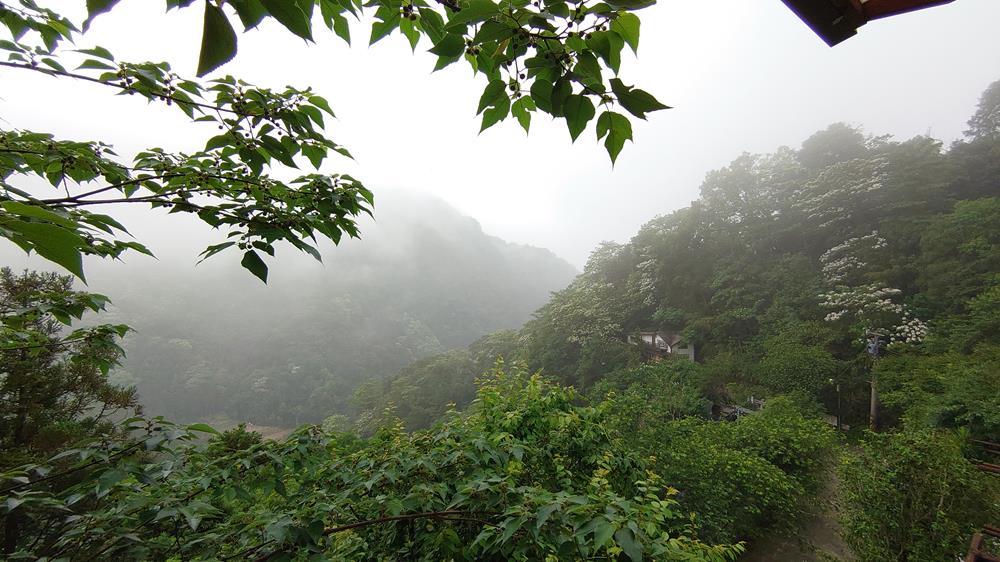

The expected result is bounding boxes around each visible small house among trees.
[627,331,696,362]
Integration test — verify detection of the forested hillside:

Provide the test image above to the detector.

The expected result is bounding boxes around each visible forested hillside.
[94,193,576,426]
[368,81,1000,443]
[5,0,999,558]
[314,81,1000,560]
[4,70,999,562]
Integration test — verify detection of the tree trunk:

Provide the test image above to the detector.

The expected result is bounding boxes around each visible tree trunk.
[3,511,20,556]
[869,374,880,431]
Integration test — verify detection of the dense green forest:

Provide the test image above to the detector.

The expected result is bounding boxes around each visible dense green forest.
[3,73,1000,562]
[90,193,576,426]
[345,80,1000,558]
[362,86,1000,441]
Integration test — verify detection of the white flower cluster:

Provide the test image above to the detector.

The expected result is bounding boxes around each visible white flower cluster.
[824,310,846,322]
[892,316,928,343]
[820,283,902,315]
[820,230,888,283]
[797,158,889,227]
[817,228,927,342]
[820,284,927,343]
[635,258,658,306]
[821,255,866,283]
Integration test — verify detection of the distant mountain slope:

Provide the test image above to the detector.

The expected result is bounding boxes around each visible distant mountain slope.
[94,191,577,425]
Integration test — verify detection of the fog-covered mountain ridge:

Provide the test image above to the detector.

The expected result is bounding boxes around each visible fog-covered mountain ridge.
[86,190,577,425]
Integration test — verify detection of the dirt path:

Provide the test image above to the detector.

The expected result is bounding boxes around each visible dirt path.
[739,469,852,562]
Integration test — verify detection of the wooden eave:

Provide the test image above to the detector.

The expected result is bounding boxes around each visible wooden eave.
[780,0,957,46]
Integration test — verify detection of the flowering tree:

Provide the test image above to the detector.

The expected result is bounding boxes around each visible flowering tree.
[819,230,926,343]
[819,230,927,428]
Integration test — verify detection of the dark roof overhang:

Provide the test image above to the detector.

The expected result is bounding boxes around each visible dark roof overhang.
[780,0,957,46]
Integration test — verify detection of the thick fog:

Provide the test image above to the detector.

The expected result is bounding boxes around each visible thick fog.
[3,1,998,267]
[3,0,1000,425]
[3,190,577,424]
[5,3,1000,558]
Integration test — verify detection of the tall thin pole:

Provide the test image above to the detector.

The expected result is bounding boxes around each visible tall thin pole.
[866,331,883,431]
[837,383,842,431]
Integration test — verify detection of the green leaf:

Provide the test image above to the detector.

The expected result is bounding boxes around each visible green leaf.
[231,0,268,29]
[259,135,297,168]
[241,249,269,283]
[6,221,86,280]
[77,46,115,61]
[199,241,237,262]
[587,31,623,74]
[261,0,313,40]
[477,79,506,114]
[511,96,535,133]
[84,0,122,31]
[549,78,572,117]
[187,422,221,435]
[331,12,351,43]
[82,213,130,234]
[591,517,614,549]
[370,11,400,45]
[562,94,595,141]
[480,94,510,132]
[535,503,559,530]
[614,527,642,561]
[500,516,526,544]
[178,506,203,531]
[77,59,116,71]
[610,78,670,120]
[566,34,587,53]
[530,79,553,113]
[399,17,420,51]
[197,2,238,77]
[309,95,336,117]
[429,33,465,57]
[266,519,289,542]
[42,57,66,72]
[596,110,632,164]
[307,519,325,542]
[610,12,640,53]
[444,0,499,30]
[605,0,656,11]
[547,2,570,17]
[573,51,602,87]
[97,468,126,495]
[417,8,446,44]
[474,20,514,44]
[2,201,77,229]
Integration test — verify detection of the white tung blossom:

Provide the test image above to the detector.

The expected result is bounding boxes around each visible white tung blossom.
[819,232,927,344]
[820,230,887,283]
[634,258,658,306]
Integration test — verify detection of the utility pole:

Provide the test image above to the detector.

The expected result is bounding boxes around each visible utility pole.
[865,330,885,431]
[828,377,842,431]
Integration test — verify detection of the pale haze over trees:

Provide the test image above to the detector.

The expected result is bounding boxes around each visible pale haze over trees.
[2,1,999,561]
[2,1,998,267]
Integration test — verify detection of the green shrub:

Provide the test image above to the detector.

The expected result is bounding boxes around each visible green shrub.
[754,338,841,398]
[839,428,999,562]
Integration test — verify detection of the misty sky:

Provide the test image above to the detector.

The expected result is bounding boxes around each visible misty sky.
[3,0,999,268]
